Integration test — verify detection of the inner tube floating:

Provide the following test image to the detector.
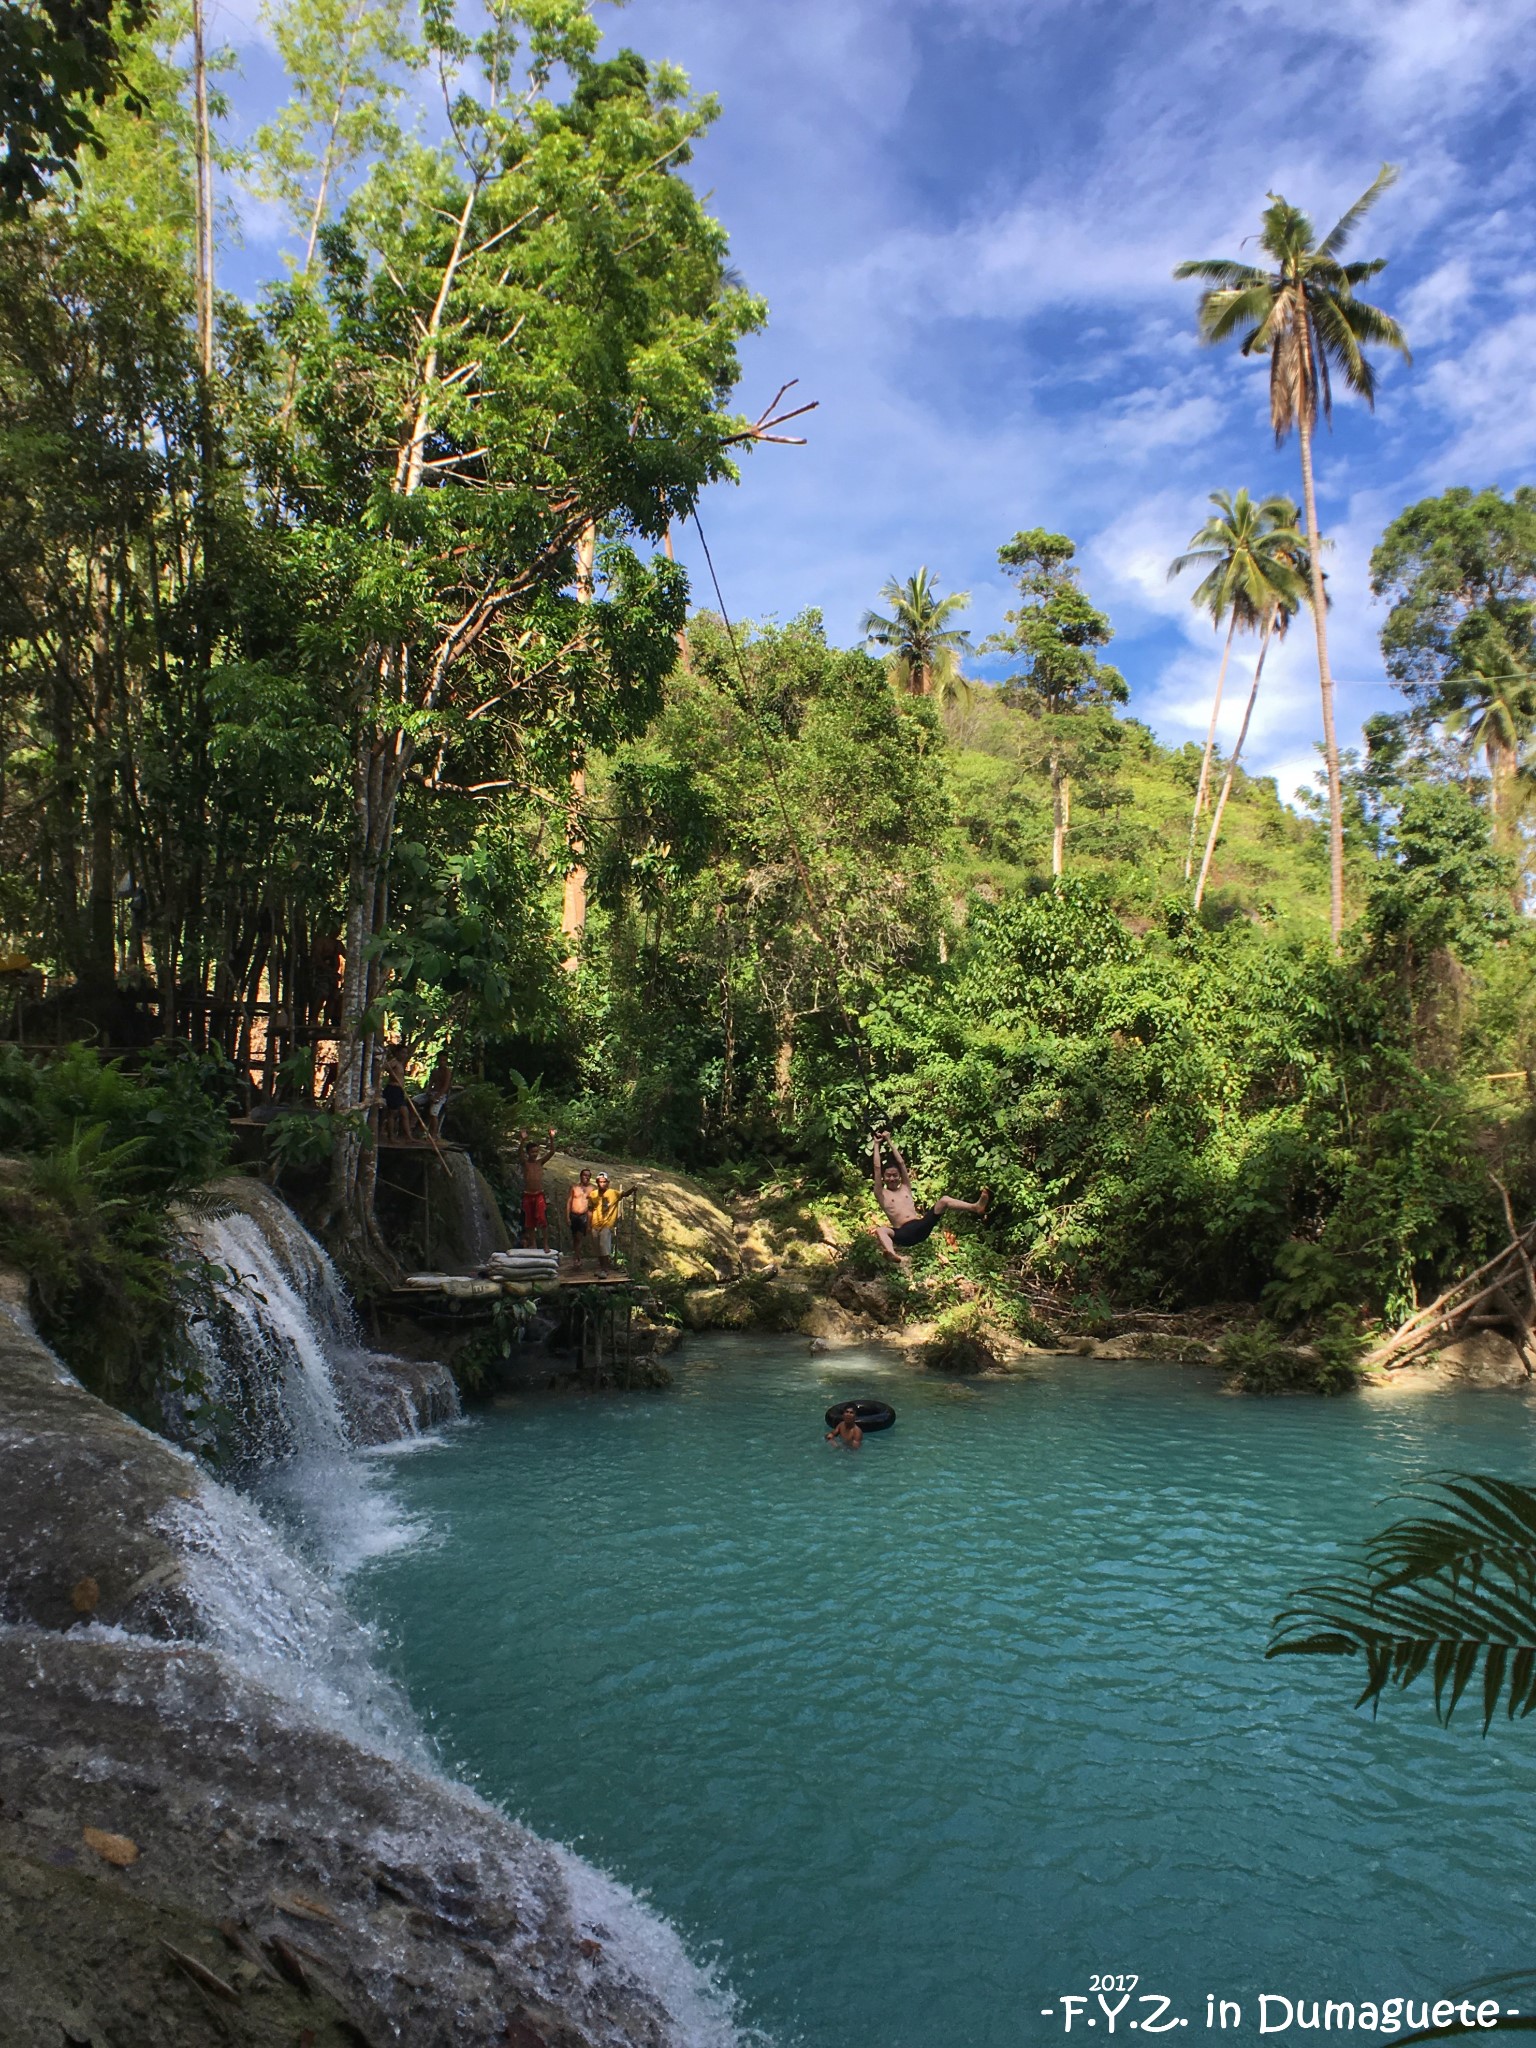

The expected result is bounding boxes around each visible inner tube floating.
[824,1399,895,1433]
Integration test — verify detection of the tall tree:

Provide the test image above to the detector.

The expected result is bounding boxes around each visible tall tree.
[1193,529,1309,911]
[262,5,763,1268]
[984,530,1125,877]
[1169,488,1308,882]
[561,521,596,966]
[1371,487,1536,886]
[255,0,418,267]
[861,566,971,698]
[1371,486,1536,695]
[1440,619,1536,854]
[1176,166,1410,945]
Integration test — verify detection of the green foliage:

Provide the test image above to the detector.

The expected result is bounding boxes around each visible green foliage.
[1270,1477,1536,1728]
[1219,1321,1357,1395]
[1261,1239,1354,1328]
[1371,486,1536,700]
[0,1043,232,1189]
[0,1047,231,1402]
[571,610,948,1160]
[268,1108,340,1172]
[1175,167,1409,438]
[988,529,1127,717]
[0,0,150,214]
[918,1300,1000,1374]
[1363,782,1516,961]
[861,566,972,700]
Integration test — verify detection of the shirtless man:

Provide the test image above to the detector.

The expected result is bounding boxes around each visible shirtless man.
[871,1129,989,1265]
[566,1166,594,1266]
[518,1126,558,1250]
[825,1404,863,1448]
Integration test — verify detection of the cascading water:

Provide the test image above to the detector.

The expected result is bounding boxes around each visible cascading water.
[437,1148,509,1268]
[174,1178,460,1572]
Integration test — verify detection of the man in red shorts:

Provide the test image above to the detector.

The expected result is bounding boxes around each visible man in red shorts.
[518,1126,559,1250]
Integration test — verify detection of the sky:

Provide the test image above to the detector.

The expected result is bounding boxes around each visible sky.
[212,0,1536,805]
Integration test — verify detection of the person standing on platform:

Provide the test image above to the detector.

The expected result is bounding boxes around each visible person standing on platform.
[567,1166,595,1267]
[589,1172,640,1273]
[519,1126,559,1250]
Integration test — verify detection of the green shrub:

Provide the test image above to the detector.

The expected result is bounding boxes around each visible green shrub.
[1219,1319,1358,1396]
[0,1045,233,1412]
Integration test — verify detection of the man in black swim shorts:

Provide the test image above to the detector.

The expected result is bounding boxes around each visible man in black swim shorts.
[871,1129,989,1265]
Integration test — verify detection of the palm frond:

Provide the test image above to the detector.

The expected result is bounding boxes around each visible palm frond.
[1269,1475,1536,1730]
[1316,162,1399,260]
[1196,283,1275,347]
[1172,258,1267,288]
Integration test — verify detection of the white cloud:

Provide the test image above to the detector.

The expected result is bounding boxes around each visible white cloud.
[1421,310,1536,477]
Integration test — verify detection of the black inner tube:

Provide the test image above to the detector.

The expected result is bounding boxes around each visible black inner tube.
[825,1399,895,1432]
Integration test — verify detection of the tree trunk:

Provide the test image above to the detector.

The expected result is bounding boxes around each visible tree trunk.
[1294,352,1343,946]
[191,0,215,383]
[774,1030,794,1103]
[561,523,596,969]
[1195,618,1274,912]
[84,556,117,994]
[1050,754,1070,877]
[1186,612,1237,882]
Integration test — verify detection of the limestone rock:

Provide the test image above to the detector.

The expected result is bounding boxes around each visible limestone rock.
[829,1273,899,1325]
[0,1314,742,2047]
[1417,1328,1531,1389]
[0,1314,201,1638]
[678,1278,815,1333]
[541,1154,738,1287]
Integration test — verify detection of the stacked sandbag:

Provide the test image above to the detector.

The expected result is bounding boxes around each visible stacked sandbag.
[488,1249,562,1291]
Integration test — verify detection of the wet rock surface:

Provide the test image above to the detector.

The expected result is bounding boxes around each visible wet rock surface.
[329,1346,459,1445]
[0,1313,721,2047]
[0,1314,199,1639]
[0,1634,679,2048]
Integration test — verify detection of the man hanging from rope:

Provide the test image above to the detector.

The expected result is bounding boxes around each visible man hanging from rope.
[871,1129,989,1265]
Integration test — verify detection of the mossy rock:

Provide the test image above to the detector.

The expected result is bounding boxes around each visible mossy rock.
[541,1152,737,1285]
[918,1303,1002,1375]
[679,1277,815,1332]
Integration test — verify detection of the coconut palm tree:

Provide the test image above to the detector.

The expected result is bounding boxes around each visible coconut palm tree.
[1169,489,1309,881]
[1176,166,1411,945]
[862,567,972,697]
[1440,621,1536,851]
[1193,570,1307,912]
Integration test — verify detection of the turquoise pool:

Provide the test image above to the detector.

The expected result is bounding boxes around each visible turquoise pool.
[357,1340,1536,2047]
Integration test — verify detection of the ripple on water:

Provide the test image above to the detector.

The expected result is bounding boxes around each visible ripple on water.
[355,1343,1536,2048]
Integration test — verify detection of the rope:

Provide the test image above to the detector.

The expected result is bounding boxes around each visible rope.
[689,507,892,1137]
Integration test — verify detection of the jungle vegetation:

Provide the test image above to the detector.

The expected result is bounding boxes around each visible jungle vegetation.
[0,0,1532,1362]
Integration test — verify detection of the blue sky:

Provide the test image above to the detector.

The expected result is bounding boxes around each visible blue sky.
[213,0,1536,803]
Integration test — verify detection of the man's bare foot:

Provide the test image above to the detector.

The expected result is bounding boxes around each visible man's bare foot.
[977,1188,992,1216]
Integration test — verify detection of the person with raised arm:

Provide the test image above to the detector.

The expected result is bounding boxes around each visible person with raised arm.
[871,1128,989,1265]
[518,1126,559,1250]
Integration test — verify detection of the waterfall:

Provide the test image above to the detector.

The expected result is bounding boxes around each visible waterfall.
[436,1148,509,1268]
[174,1179,460,1569]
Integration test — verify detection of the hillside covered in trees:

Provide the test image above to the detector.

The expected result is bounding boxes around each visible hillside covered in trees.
[0,0,1533,1393]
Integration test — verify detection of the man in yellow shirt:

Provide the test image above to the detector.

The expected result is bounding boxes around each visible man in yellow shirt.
[588,1172,639,1273]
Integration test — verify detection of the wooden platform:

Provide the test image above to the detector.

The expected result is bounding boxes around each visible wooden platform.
[379,1269,647,1317]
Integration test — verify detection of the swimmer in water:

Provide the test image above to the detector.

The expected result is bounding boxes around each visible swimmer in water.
[825,1404,863,1448]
